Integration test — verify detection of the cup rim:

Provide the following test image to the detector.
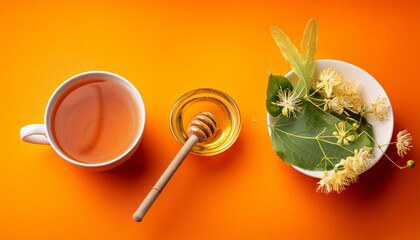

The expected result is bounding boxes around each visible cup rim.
[44,70,146,168]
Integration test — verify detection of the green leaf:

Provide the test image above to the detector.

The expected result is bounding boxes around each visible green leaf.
[266,74,293,117]
[270,102,373,171]
[271,26,307,94]
[300,18,318,88]
[271,19,318,96]
[268,19,371,171]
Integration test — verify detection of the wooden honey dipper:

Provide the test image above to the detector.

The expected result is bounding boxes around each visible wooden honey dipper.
[133,112,217,222]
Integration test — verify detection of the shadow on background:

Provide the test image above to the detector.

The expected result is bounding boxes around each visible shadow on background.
[95,123,161,185]
[144,126,249,235]
[352,155,396,197]
[321,135,402,213]
[188,129,247,172]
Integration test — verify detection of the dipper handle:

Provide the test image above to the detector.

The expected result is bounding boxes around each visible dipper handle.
[132,112,217,222]
[133,135,198,222]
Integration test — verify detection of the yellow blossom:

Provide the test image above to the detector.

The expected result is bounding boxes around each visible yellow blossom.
[272,88,302,118]
[316,171,334,193]
[316,169,350,194]
[334,81,365,114]
[348,147,373,173]
[318,72,366,115]
[371,96,390,122]
[396,130,413,157]
[333,121,355,145]
[324,97,343,114]
[329,170,349,193]
[316,67,343,98]
[316,147,374,194]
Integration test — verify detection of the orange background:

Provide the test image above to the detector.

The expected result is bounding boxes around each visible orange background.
[1,0,419,239]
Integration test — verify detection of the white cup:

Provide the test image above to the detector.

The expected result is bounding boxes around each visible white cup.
[20,71,146,170]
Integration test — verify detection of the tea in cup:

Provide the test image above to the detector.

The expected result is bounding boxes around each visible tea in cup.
[20,71,146,170]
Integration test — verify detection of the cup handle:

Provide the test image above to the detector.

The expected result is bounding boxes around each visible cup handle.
[20,124,50,145]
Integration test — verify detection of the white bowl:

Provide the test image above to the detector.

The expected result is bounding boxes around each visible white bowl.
[267,59,394,178]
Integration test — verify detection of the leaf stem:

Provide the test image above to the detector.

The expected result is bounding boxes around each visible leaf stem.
[304,96,326,112]
[364,132,405,169]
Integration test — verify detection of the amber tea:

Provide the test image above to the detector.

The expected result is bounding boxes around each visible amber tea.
[51,79,140,164]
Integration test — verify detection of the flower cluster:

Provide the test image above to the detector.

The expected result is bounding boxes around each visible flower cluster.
[317,147,373,193]
[274,67,392,122]
[313,67,391,120]
[269,19,414,194]
[311,68,414,193]
[318,129,414,193]
[273,67,415,194]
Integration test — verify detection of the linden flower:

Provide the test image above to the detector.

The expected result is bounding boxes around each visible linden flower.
[317,69,365,115]
[396,130,413,157]
[334,81,365,114]
[348,147,374,173]
[317,147,373,194]
[317,168,351,194]
[336,159,358,183]
[316,67,343,98]
[316,171,334,193]
[324,97,342,114]
[333,121,355,145]
[272,88,302,118]
[324,96,351,115]
[371,96,391,122]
